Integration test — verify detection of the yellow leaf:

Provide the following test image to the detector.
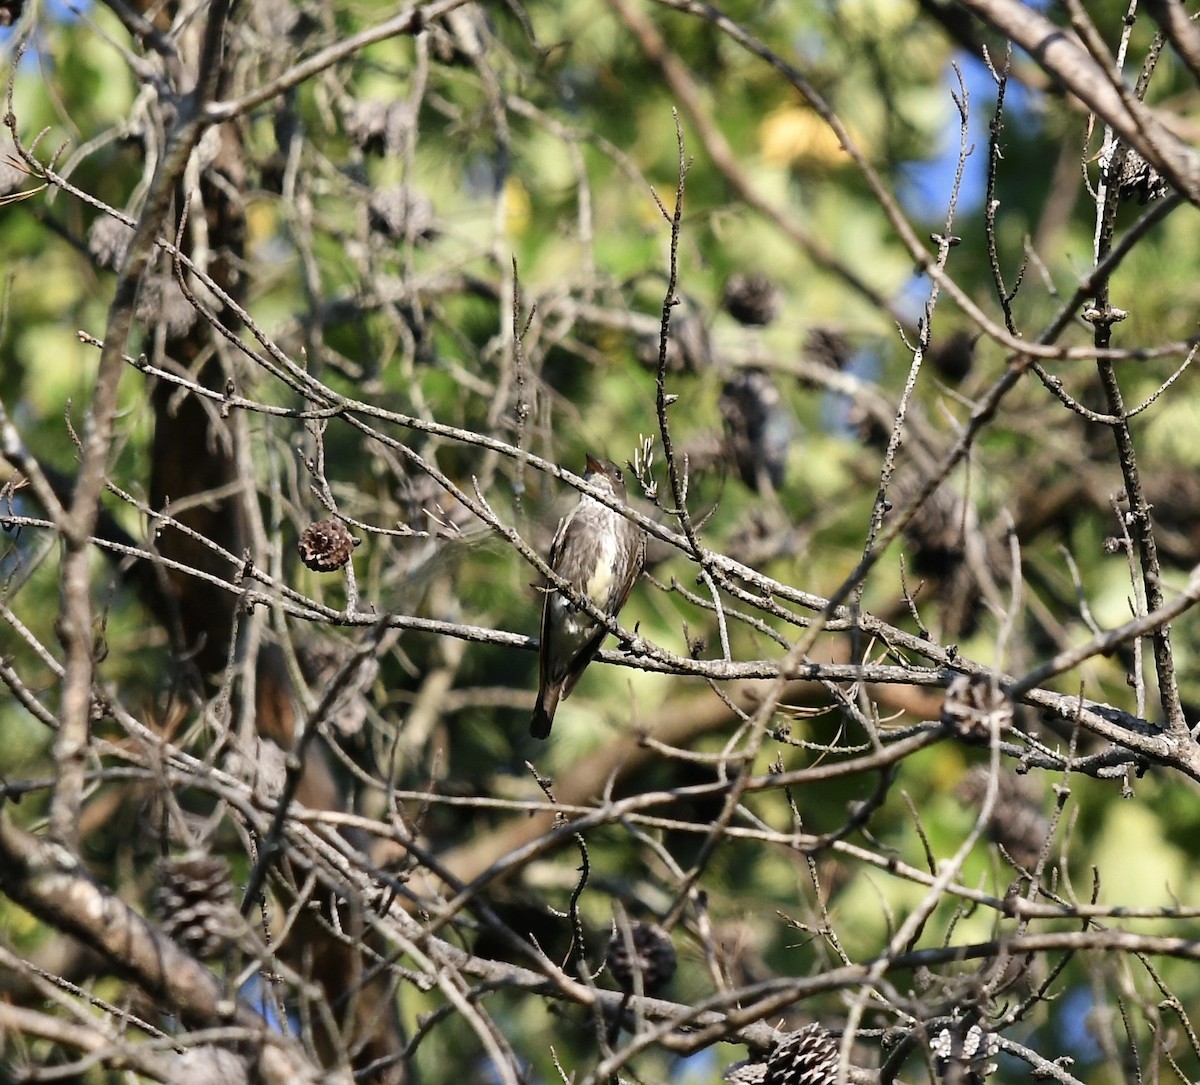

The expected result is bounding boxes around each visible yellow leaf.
[759,104,848,169]
[504,176,532,237]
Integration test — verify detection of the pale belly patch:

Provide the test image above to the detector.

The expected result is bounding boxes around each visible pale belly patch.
[583,527,618,606]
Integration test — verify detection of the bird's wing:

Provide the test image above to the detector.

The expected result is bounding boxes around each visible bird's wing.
[607,525,646,615]
[560,627,610,700]
[538,515,568,687]
[546,511,572,566]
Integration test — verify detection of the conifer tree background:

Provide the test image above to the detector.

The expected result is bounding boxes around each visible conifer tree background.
[4,2,1200,1083]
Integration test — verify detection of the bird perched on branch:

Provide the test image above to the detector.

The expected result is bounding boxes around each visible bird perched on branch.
[531,454,645,740]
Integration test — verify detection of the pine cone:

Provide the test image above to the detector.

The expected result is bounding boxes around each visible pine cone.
[722,272,780,326]
[225,736,287,800]
[636,307,713,372]
[298,519,359,571]
[0,137,26,198]
[889,474,970,579]
[929,330,977,383]
[343,99,414,156]
[958,766,1049,871]
[931,1023,999,1083]
[154,854,238,959]
[723,1059,769,1084]
[136,276,197,337]
[803,327,851,372]
[887,471,994,637]
[87,215,134,271]
[368,185,436,243]
[605,920,677,994]
[170,1045,251,1085]
[720,369,794,491]
[248,0,299,38]
[763,1024,840,1085]
[940,673,1012,742]
[299,638,378,736]
[427,7,491,66]
[1103,145,1168,204]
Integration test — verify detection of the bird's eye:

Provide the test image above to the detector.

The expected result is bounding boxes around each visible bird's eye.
[612,466,624,483]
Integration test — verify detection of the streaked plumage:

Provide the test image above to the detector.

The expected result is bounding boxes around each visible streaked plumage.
[531,455,645,740]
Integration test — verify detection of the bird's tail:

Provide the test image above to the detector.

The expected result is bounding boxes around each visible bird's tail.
[530,685,561,740]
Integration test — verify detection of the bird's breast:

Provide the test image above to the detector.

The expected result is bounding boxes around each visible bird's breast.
[583,526,619,605]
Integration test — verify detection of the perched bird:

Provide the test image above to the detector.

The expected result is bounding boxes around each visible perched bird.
[531,454,646,739]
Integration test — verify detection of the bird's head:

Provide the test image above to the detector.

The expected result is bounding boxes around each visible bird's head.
[584,453,627,499]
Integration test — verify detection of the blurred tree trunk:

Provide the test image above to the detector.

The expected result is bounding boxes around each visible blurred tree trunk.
[114,2,405,1078]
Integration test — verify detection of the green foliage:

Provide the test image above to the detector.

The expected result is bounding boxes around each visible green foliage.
[5,2,1200,1084]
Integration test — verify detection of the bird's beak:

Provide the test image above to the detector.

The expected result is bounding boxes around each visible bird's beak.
[584,452,604,474]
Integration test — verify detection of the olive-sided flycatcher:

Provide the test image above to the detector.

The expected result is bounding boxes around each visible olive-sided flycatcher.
[531,454,646,739]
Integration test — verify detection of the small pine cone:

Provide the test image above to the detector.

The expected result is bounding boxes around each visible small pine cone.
[154,854,238,959]
[1103,145,1168,205]
[299,638,377,736]
[368,185,437,242]
[427,7,491,66]
[845,401,889,450]
[763,1024,840,1085]
[636,307,713,373]
[1139,468,1200,565]
[248,0,300,38]
[605,920,677,994]
[87,215,134,271]
[397,470,447,534]
[940,673,1012,742]
[803,326,851,372]
[959,766,1050,871]
[720,369,794,491]
[888,472,973,579]
[170,1046,251,1085]
[0,134,30,197]
[1120,151,1168,203]
[298,519,359,572]
[712,918,772,988]
[225,736,287,800]
[724,1060,769,1085]
[344,99,414,156]
[931,1023,1000,1083]
[136,276,197,337]
[722,272,780,326]
[929,330,977,383]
